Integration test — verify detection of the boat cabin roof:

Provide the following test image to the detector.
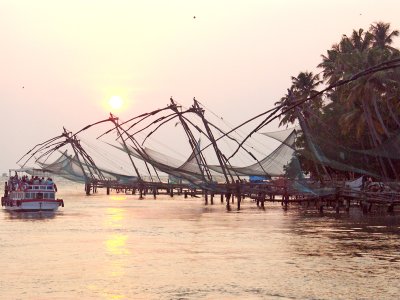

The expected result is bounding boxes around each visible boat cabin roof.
[8,168,54,177]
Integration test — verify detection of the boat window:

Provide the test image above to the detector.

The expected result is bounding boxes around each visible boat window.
[49,193,55,199]
[43,193,48,199]
[25,192,31,198]
[46,186,53,190]
[34,186,39,190]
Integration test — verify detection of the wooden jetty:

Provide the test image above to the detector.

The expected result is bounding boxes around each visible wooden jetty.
[84,178,400,214]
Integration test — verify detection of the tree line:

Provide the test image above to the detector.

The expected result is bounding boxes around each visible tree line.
[277,22,400,181]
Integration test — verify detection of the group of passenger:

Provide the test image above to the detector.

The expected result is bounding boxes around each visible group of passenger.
[8,174,54,191]
[361,175,385,192]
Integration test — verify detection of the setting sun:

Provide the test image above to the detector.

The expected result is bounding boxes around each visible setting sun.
[108,96,123,110]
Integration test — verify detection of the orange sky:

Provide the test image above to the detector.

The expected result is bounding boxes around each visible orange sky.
[1,0,399,172]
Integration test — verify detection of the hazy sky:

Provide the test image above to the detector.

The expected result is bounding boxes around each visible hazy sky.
[1,0,399,173]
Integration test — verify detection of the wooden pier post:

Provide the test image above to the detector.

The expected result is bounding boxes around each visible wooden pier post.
[283,186,288,210]
[361,193,368,214]
[184,191,188,198]
[226,192,231,210]
[345,199,350,212]
[153,187,157,199]
[220,193,224,203]
[106,187,110,195]
[85,183,91,195]
[236,180,241,210]
[319,203,324,213]
[335,188,340,214]
[260,192,265,209]
[210,193,214,205]
[205,190,208,205]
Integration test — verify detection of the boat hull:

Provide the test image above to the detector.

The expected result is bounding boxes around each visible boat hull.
[2,198,63,212]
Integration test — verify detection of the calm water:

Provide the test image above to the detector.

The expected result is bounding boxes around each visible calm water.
[0,182,399,300]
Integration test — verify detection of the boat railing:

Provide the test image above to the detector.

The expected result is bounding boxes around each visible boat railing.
[7,182,57,192]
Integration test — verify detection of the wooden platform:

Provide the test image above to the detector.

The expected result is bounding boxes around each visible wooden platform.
[82,179,400,214]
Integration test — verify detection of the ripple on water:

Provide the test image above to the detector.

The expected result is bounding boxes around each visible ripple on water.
[0,186,400,299]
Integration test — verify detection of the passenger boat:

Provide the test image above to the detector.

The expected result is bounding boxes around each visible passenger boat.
[1,170,64,212]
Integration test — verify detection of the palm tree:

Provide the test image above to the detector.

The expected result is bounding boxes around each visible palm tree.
[317,23,400,179]
[275,71,322,126]
[369,22,399,51]
[275,87,297,127]
[318,46,341,85]
[350,28,372,52]
[278,22,400,179]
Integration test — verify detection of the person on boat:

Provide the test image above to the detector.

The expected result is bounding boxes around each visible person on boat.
[33,176,40,184]
[18,181,26,191]
[10,175,19,191]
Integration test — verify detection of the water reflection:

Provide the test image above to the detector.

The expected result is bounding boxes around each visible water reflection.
[102,204,129,299]
[105,208,125,228]
[3,210,60,221]
[286,209,400,263]
[1,189,399,299]
[110,195,128,201]
[106,234,130,256]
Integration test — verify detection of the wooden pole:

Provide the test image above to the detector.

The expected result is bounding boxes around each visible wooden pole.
[86,183,91,195]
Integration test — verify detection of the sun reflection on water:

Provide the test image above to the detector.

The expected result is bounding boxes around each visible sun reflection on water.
[105,207,125,228]
[102,205,131,298]
[110,195,128,201]
[106,234,130,256]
